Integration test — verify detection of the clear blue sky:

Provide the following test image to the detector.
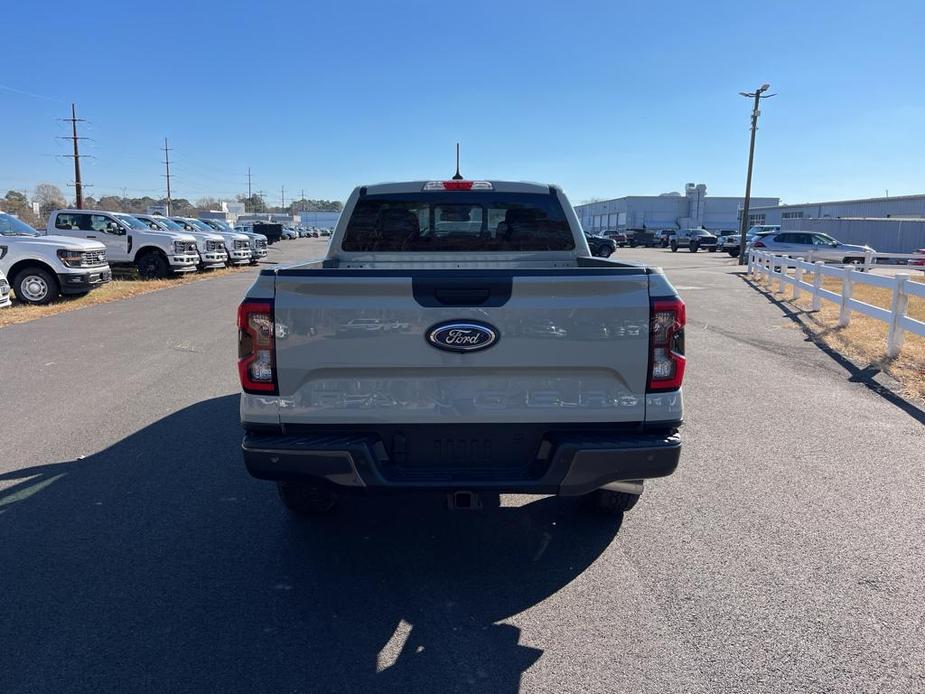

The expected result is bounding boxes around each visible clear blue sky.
[2,0,923,206]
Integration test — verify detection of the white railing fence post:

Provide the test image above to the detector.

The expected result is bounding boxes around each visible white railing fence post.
[887,274,910,357]
[812,261,823,311]
[777,257,786,294]
[794,258,804,300]
[838,266,855,327]
[864,248,875,273]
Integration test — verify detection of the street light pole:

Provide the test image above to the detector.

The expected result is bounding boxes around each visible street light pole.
[737,83,774,265]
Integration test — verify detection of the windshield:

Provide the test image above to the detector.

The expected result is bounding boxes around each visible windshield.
[148,216,185,231]
[0,212,40,237]
[342,192,574,252]
[114,214,150,231]
[188,219,215,232]
[813,233,838,244]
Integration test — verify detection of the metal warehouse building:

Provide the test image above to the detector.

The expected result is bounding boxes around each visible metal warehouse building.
[574,183,778,234]
[747,193,925,253]
[747,193,925,226]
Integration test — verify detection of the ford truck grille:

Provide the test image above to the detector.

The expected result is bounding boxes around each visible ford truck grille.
[177,241,197,254]
[256,239,267,249]
[234,239,249,250]
[206,240,222,252]
[82,250,107,266]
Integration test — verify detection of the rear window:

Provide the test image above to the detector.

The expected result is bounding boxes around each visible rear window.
[341,192,575,252]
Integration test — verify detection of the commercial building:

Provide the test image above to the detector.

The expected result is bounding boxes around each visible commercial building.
[574,183,778,234]
[747,193,925,226]
[748,193,925,253]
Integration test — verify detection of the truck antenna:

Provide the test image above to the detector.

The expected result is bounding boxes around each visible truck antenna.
[452,142,463,180]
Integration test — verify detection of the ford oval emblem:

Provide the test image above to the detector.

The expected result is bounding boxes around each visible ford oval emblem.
[426,321,499,353]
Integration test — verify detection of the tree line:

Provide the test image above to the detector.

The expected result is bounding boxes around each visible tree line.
[1,185,343,228]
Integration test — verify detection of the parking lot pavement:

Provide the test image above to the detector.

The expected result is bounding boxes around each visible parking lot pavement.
[1,243,923,693]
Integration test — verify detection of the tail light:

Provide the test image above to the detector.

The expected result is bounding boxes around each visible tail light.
[752,240,766,248]
[238,300,277,394]
[648,297,686,392]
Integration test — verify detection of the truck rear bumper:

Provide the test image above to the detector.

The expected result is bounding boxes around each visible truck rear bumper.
[242,427,680,496]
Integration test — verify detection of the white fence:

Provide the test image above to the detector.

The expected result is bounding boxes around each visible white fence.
[747,250,925,357]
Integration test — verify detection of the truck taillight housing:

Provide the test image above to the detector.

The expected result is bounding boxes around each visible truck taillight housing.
[238,300,278,394]
[647,297,686,392]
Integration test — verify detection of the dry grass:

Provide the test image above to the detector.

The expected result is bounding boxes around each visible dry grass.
[0,266,250,329]
[753,269,925,403]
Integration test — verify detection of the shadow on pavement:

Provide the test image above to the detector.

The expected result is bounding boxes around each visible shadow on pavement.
[740,275,925,424]
[0,395,622,694]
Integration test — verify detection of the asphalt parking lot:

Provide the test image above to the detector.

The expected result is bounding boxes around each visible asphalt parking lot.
[1,241,923,693]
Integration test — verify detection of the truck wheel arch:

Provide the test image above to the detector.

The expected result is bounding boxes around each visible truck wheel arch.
[135,247,170,279]
[7,258,58,285]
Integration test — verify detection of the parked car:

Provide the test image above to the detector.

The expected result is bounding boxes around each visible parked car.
[238,178,685,518]
[584,233,617,258]
[627,229,659,248]
[720,229,770,257]
[1,211,111,304]
[669,228,718,253]
[910,249,925,267]
[48,209,201,281]
[129,213,227,271]
[750,231,874,264]
[171,217,251,266]
[202,219,268,264]
[253,222,284,245]
[0,268,11,308]
[282,227,299,240]
[654,230,674,248]
[320,229,332,237]
[601,230,629,247]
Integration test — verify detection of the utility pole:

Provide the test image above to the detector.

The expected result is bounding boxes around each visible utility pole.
[737,83,775,265]
[300,187,305,212]
[162,138,173,216]
[247,167,252,198]
[281,185,285,211]
[60,103,88,208]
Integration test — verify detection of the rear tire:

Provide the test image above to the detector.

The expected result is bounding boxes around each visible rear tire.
[13,267,59,305]
[690,242,699,253]
[728,247,740,258]
[582,489,640,515]
[277,481,337,516]
[136,250,170,279]
[670,242,678,252]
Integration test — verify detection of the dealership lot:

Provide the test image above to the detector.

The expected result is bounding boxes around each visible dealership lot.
[1,243,922,693]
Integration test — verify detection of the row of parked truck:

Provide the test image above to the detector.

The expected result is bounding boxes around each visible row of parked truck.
[0,210,271,306]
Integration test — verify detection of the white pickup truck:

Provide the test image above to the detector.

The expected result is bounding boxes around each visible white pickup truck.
[132,214,228,270]
[47,209,199,279]
[238,180,685,518]
[1,211,111,304]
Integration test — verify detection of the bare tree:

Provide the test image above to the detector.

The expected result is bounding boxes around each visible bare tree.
[33,183,67,218]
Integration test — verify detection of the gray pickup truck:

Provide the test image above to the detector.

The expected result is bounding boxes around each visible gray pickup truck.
[238,180,685,517]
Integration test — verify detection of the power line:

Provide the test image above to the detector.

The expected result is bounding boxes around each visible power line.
[59,103,91,208]
[162,138,173,216]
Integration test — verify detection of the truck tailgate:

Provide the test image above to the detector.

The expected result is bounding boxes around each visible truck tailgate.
[273,268,650,425]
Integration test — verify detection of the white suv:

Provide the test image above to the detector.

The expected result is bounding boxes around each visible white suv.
[2,212,111,304]
[47,209,199,279]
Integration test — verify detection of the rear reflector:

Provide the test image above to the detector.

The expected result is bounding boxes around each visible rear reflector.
[237,300,278,394]
[647,297,686,392]
[423,180,493,191]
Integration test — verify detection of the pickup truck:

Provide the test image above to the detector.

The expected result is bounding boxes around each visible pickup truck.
[2,211,111,304]
[0,269,11,308]
[201,218,268,264]
[172,217,252,266]
[238,180,685,518]
[47,210,198,279]
[132,214,228,270]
